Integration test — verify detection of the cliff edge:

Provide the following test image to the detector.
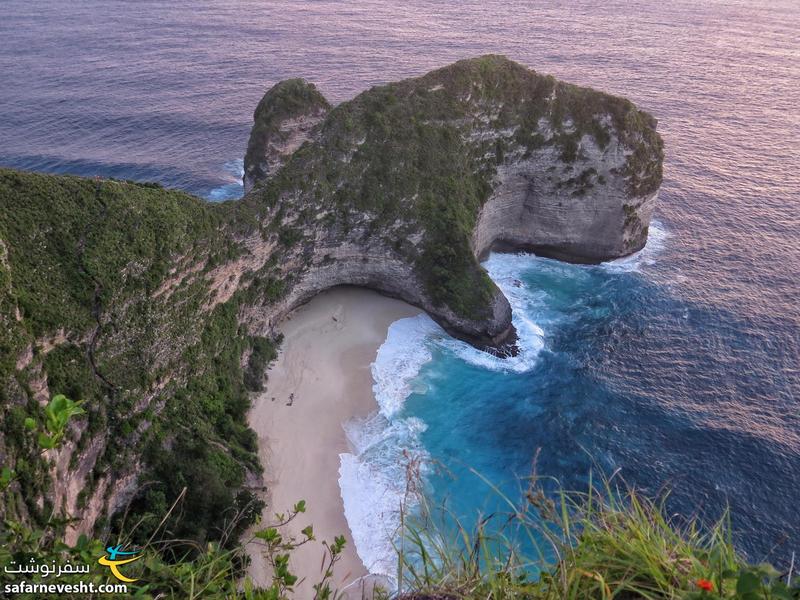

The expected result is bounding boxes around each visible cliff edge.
[242,55,662,350]
[0,55,662,548]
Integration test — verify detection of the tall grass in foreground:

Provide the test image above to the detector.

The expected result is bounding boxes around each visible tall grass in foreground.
[3,404,798,600]
[394,468,798,599]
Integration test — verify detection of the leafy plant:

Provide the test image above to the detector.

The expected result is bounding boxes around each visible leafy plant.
[683,563,800,600]
[252,500,347,600]
[27,393,86,450]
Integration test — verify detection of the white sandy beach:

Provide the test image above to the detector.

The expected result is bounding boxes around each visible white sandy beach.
[246,287,420,597]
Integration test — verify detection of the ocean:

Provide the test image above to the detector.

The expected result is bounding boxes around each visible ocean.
[2,0,798,575]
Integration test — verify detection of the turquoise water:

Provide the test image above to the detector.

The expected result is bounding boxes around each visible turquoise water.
[340,222,799,576]
[2,0,798,577]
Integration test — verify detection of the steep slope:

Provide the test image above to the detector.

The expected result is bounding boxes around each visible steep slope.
[0,172,268,547]
[242,55,662,349]
[0,55,662,547]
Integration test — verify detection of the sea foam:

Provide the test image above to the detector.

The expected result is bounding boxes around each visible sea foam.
[339,227,668,581]
[339,414,428,579]
[439,253,547,373]
[600,220,668,273]
[207,158,244,201]
[371,315,442,417]
[339,316,438,580]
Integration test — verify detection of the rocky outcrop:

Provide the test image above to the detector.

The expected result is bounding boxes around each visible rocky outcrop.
[243,55,662,349]
[237,225,515,351]
[0,55,662,544]
[243,79,330,194]
[472,123,660,263]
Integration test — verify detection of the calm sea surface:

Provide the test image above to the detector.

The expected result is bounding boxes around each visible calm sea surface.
[2,0,798,570]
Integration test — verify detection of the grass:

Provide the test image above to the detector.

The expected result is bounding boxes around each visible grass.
[394,469,798,599]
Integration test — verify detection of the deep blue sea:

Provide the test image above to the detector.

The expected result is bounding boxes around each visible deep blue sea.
[2,0,798,575]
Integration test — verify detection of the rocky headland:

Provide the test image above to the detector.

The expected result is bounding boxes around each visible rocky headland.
[0,55,662,549]
[240,55,661,352]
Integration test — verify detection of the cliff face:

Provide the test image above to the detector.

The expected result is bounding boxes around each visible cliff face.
[242,55,662,349]
[0,172,263,546]
[471,125,659,263]
[243,79,331,194]
[0,55,662,546]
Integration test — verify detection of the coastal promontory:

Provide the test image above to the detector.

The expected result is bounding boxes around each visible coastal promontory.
[242,55,663,350]
[0,55,662,549]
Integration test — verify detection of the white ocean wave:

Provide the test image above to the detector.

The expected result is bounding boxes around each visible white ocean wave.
[371,315,441,418]
[600,219,669,273]
[339,413,428,580]
[207,158,244,201]
[339,316,438,581]
[340,255,547,582]
[437,253,546,373]
[339,314,438,578]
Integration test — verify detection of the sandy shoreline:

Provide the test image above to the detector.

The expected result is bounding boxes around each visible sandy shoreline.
[246,287,420,596]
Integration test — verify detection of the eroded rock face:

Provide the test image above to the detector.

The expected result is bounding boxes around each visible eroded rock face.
[472,126,659,263]
[242,55,662,350]
[0,55,662,541]
[243,79,330,194]
[236,224,515,352]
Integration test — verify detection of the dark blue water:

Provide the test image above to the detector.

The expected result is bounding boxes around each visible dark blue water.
[406,248,799,565]
[2,0,798,571]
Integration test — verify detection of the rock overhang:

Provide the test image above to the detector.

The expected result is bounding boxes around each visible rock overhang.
[241,55,663,352]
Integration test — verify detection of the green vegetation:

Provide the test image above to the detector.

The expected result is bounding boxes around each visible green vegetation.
[244,78,331,189]
[623,110,664,197]
[1,498,352,599]
[251,499,349,600]
[0,169,276,555]
[0,170,224,340]
[0,394,86,499]
[112,299,275,554]
[393,473,797,600]
[0,402,337,599]
[245,336,280,392]
[26,394,85,450]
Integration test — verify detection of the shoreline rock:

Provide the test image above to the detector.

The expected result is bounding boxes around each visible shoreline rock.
[242,55,663,351]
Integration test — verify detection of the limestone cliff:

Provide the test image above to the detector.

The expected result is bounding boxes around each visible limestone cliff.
[0,55,662,547]
[242,55,662,349]
[243,79,330,194]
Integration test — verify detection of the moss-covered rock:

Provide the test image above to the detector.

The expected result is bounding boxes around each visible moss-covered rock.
[242,54,663,345]
[244,79,330,193]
